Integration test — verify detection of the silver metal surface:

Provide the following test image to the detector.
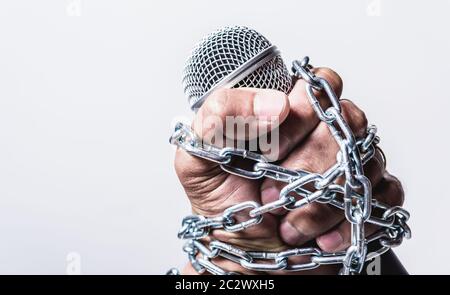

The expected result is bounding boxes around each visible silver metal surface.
[182,26,292,110]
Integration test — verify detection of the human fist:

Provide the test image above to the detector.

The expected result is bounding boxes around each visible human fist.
[174,68,404,274]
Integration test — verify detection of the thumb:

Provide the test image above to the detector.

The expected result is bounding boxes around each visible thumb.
[193,87,289,142]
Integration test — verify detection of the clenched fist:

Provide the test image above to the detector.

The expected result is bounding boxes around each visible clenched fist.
[174,68,404,274]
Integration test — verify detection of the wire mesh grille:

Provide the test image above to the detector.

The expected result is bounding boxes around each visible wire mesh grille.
[182,26,292,108]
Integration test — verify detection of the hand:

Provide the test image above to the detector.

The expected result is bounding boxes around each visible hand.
[174,68,404,274]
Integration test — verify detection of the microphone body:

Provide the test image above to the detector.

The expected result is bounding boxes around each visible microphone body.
[182,26,292,111]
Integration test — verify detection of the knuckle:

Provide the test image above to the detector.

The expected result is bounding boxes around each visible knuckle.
[288,154,317,175]
[376,174,405,207]
[173,148,222,184]
[341,99,368,137]
[290,122,339,173]
[303,205,325,227]
[289,205,327,235]
[173,148,189,180]
[315,67,343,97]
[203,88,230,118]
[195,89,231,141]
[386,176,405,207]
[173,149,224,206]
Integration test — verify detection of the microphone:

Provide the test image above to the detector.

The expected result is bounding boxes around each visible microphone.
[182,26,293,111]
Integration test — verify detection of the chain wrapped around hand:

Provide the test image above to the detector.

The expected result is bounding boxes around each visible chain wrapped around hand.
[168,57,411,275]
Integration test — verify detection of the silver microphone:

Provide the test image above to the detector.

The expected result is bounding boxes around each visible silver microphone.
[182,26,293,111]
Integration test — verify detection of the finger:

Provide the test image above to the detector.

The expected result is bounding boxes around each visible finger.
[261,121,340,216]
[174,147,225,197]
[362,149,386,188]
[280,203,345,246]
[277,152,386,246]
[174,87,289,190]
[316,173,404,252]
[316,221,379,253]
[276,151,386,246]
[340,99,368,138]
[372,172,405,207]
[261,99,375,211]
[262,99,380,244]
[266,67,343,160]
[175,89,290,254]
[337,99,386,184]
[193,87,290,143]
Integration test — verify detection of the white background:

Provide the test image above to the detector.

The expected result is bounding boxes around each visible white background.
[0,0,449,274]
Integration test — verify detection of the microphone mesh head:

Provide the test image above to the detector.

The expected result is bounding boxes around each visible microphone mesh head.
[182,26,292,109]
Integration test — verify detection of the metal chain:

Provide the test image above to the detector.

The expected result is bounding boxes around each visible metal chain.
[168,56,411,275]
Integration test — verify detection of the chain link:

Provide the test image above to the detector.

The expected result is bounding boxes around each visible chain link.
[168,56,411,275]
